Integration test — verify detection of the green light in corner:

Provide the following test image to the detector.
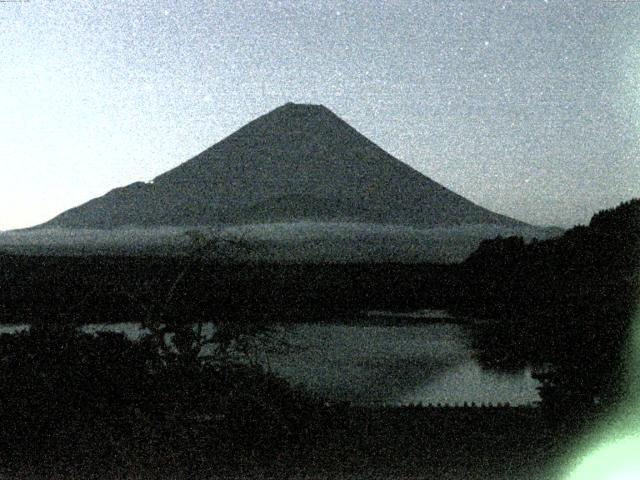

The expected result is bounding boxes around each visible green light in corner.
[559,308,640,480]
[565,434,640,480]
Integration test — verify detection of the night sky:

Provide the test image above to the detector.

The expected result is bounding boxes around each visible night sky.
[2,0,640,230]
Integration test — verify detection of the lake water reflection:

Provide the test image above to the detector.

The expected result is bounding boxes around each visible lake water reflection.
[1,315,540,407]
[268,322,540,406]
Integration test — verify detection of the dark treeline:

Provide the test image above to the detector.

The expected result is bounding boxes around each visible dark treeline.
[0,256,458,325]
[454,199,640,418]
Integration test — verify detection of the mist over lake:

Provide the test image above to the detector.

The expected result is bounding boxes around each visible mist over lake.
[0,222,558,263]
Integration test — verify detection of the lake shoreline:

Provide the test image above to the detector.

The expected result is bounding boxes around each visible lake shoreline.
[0,313,542,408]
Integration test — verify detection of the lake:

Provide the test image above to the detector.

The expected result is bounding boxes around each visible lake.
[266,321,540,407]
[1,312,540,407]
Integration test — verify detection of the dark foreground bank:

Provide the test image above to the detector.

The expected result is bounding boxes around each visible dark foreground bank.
[0,324,585,480]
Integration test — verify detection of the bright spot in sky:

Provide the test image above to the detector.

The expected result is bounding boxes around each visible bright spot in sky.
[565,435,640,480]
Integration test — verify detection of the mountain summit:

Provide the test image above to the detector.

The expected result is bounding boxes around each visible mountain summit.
[41,103,524,229]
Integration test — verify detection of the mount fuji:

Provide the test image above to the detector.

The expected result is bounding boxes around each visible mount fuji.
[9,103,559,262]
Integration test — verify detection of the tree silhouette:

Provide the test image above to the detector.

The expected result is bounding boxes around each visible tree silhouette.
[460,199,640,418]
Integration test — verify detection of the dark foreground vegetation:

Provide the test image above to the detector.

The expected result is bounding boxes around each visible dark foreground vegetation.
[0,323,312,477]
[0,322,572,479]
[0,199,637,477]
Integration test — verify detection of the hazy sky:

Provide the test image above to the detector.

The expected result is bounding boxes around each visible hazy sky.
[2,0,640,230]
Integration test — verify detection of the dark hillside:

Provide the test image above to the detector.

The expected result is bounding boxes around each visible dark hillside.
[456,199,640,416]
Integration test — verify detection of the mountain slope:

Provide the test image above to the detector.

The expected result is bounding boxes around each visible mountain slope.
[40,103,526,229]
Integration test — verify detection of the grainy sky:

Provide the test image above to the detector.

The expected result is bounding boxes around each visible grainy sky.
[2,0,640,230]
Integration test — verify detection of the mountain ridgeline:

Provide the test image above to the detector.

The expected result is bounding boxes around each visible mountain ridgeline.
[41,103,526,229]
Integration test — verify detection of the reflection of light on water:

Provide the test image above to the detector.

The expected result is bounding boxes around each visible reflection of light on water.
[399,362,539,407]
[0,324,29,335]
[81,322,150,340]
[1,319,541,406]
[559,309,640,479]
[268,323,540,406]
